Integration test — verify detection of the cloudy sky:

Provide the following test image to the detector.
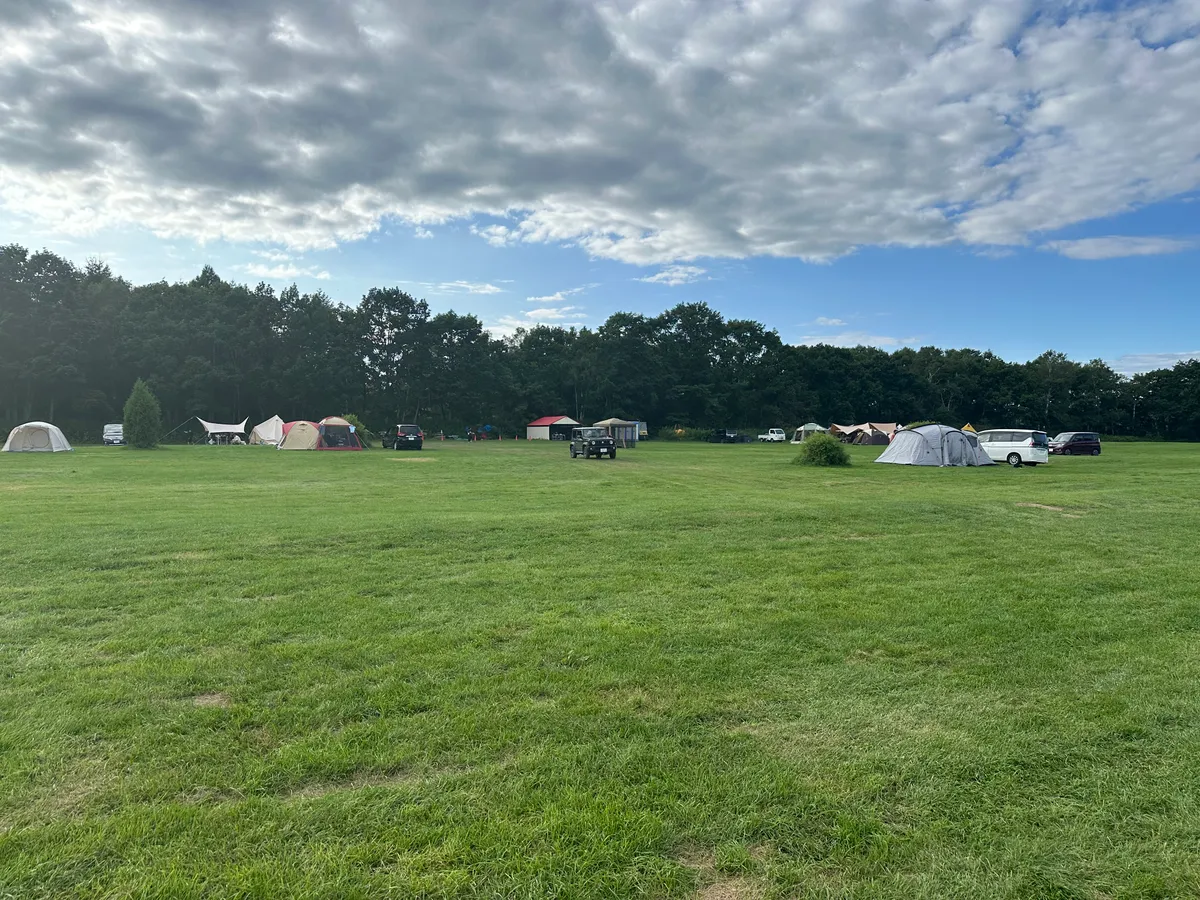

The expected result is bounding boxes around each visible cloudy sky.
[2,0,1198,373]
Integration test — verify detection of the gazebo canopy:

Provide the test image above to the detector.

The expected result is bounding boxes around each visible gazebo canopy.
[594,417,637,427]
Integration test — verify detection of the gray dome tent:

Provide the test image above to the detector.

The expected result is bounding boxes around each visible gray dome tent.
[790,423,829,443]
[875,424,994,467]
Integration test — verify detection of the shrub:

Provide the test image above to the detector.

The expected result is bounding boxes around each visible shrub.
[793,432,850,467]
[341,413,374,448]
[122,379,162,448]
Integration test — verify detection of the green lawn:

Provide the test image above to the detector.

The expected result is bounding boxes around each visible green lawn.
[2,441,1199,899]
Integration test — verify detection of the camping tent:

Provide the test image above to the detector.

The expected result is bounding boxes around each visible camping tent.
[316,416,363,450]
[2,421,73,452]
[875,424,995,467]
[278,420,320,450]
[790,423,828,443]
[526,416,580,440]
[852,428,891,445]
[249,415,285,446]
[594,417,639,445]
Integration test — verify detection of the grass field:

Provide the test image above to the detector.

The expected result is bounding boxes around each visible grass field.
[3,440,1200,899]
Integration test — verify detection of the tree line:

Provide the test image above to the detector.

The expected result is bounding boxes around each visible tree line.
[2,244,1197,442]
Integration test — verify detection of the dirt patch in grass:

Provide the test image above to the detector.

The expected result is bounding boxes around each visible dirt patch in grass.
[387,457,436,462]
[1016,503,1064,512]
[193,692,231,708]
[697,878,762,900]
[677,847,765,900]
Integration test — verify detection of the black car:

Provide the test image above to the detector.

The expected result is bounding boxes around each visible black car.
[382,424,423,450]
[709,429,753,444]
[1050,431,1101,455]
[570,426,616,459]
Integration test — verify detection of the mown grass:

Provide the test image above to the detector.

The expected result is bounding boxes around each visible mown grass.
[2,441,1199,898]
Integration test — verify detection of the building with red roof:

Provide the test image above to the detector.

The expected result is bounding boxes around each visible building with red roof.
[526,416,580,441]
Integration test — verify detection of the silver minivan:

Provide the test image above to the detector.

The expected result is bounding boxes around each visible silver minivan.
[975,429,1050,467]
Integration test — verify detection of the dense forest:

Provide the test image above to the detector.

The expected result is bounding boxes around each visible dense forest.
[2,244,1197,442]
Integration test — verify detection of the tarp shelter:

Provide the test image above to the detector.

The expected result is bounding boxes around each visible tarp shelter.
[594,417,639,446]
[249,415,285,446]
[278,420,320,450]
[875,424,995,467]
[316,416,363,450]
[2,421,72,452]
[791,423,828,443]
[527,416,580,441]
[197,417,248,437]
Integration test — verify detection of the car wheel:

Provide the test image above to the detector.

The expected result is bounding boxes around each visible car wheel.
[1091,449,1100,456]
[608,449,616,459]
[570,446,577,458]
[1007,453,1022,467]
[1062,448,1072,455]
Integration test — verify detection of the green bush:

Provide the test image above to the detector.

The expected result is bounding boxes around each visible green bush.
[122,379,162,448]
[341,413,374,448]
[792,432,850,467]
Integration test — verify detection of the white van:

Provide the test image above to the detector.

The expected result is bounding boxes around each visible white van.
[975,429,1049,467]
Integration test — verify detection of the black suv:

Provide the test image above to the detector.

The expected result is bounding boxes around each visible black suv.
[570,426,616,459]
[1050,432,1101,456]
[709,428,752,444]
[382,424,423,450]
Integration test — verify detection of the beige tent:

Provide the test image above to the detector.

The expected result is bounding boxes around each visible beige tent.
[278,420,319,450]
[3,421,73,452]
[594,417,639,446]
[250,415,285,445]
[791,423,828,443]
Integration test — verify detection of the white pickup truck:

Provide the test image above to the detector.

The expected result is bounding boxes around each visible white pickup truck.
[758,428,787,443]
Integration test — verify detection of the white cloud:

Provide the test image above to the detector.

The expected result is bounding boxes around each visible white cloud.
[241,262,330,280]
[2,2,1199,263]
[414,227,434,239]
[798,331,921,349]
[813,317,846,327]
[523,305,585,321]
[526,285,593,306]
[413,280,505,295]
[1043,236,1197,260]
[1108,351,1200,376]
[638,265,708,286]
[251,249,292,262]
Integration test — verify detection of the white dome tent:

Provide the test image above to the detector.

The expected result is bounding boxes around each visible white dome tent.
[875,424,994,467]
[249,415,285,446]
[3,421,73,452]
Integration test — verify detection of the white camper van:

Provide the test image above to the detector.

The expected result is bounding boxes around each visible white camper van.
[975,429,1049,467]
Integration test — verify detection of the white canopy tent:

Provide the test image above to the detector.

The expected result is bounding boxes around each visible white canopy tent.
[3,421,73,452]
[197,417,248,435]
[249,415,285,446]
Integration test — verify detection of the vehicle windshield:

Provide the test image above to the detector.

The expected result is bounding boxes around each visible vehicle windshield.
[577,428,608,438]
[397,425,421,435]
[1052,433,1073,442]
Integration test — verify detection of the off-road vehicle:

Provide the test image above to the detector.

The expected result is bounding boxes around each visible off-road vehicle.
[570,426,616,459]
